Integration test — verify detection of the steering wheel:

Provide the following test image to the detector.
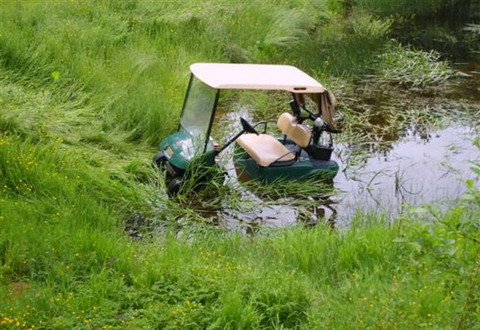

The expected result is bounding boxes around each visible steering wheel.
[240,117,259,135]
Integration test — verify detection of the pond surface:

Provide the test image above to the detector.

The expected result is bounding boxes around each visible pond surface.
[211,56,480,230]
[333,125,479,226]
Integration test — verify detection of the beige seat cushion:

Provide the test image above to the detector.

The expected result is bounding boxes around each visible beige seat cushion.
[236,134,295,167]
[277,113,311,148]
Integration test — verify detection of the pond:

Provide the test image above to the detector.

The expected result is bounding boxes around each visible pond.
[210,55,480,231]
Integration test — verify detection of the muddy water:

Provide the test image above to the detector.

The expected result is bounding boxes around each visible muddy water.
[212,57,480,230]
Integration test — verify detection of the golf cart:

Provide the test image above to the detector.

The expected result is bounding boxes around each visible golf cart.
[154,63,341,195]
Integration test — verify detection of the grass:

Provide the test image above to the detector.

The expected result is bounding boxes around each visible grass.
[1,186,479,328]
[374,42,454,87]
[0,0,479,328]
[358,0,479,59]
[0,0,400,144]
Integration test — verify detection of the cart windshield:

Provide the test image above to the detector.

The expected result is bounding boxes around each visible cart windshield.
[180,75,218,152]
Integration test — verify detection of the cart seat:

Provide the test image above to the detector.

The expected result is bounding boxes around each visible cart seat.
[277,113,311,148]
[236,133,295,167]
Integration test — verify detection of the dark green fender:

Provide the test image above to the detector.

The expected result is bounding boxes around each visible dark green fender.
[159,131,216,172]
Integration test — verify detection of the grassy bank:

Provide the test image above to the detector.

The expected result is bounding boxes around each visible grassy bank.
[0,0,396,144]
[1,0,479,328]
[1,133,479,327]
[1,160,479,328]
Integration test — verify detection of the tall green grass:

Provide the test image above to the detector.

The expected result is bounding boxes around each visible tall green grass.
[1,172,479,328]
[356,0,445,17]
[1,0,477,328]
[0,0,398,145]
[358,0,480,59]
[1,133,479,328]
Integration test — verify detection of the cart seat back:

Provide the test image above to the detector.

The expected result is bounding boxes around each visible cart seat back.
[277,113,311,148]
[236,134,295,167]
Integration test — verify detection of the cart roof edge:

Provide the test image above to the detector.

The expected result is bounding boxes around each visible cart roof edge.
[190,63,326,93]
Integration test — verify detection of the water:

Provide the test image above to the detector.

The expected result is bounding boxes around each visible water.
[215,125,480,230]
[451,54,480,101]
[210,57,480,230]
[333,125,480,226]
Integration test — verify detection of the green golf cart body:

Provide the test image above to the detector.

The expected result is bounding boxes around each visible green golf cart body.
[155,63,340,194]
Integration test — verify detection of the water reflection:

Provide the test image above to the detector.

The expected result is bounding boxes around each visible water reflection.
[219,193,338,233]
[218,121,478,230]
[209,69,480,230]
[333,125,480,227]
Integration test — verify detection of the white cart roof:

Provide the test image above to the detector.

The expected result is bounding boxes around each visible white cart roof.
[190,63,325,93]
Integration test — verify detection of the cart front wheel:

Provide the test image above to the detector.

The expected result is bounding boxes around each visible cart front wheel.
[167,177,183,196]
